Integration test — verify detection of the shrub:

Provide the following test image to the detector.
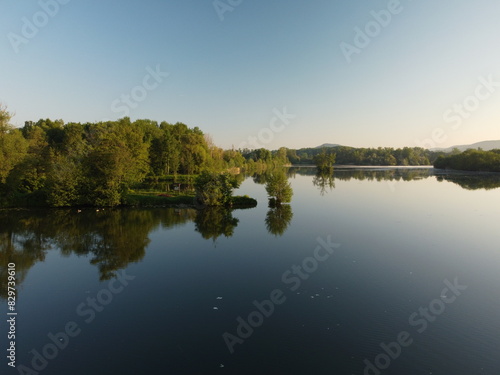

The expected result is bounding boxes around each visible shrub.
[194,171,240,206]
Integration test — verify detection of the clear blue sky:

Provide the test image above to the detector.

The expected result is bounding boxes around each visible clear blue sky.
[1,0,499,150]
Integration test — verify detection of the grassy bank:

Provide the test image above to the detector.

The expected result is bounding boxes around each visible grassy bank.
[0,191,257,210]
[125,192,195,207]
[125,192,257,208]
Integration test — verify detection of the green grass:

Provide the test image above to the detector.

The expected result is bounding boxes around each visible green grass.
[125,192,195,207]
[0,190,258,209]
[142,174,198,183]
[125,192,257,208]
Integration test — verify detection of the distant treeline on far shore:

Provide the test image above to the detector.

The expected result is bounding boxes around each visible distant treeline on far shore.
[434,149,500,172]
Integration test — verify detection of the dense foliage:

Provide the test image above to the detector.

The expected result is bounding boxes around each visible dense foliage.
[313,148,336,171]
[284,145,438,166]
[3,104,490,208]
[194,171,240,206]
[434,149,500,172]
[265,171,293,205]
[0,106,286,207]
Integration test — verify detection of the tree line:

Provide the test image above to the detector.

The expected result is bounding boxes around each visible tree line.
[3,104,481,208]
[434,149,500,172]
[0,107,288,207]
[284,145,440,166]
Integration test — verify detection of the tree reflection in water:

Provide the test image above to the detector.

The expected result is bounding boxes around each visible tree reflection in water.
[312,169,335,196]
[0,206,246,298]
[2,168,499,300]
[194,207,239,243]
[265,204,293,237]
[0,208,197,299]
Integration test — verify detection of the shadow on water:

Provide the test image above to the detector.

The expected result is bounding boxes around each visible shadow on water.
[0,205,256,299]
[287,166,500,192]
[435,172,500,190]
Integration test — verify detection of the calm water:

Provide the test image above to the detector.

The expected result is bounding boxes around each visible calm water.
[1,168,500,375]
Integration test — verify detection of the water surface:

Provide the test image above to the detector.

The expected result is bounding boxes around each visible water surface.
[1,168,500,374]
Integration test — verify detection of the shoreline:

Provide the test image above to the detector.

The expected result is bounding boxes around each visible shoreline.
[0,194,258,211]
[290,164,434,169]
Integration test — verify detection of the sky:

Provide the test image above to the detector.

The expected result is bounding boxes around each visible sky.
[1,0,499,150]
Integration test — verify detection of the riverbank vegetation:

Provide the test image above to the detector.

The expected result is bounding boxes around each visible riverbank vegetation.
[284,145,438,166]
[313,149,336,172]
[265,171,293,206]
[434,149,500,172]
[1,104,494,208]
[0,106,278,208]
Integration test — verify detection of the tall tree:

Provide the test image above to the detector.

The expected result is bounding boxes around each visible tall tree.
[265,170,293,206]
[0,106,28,183]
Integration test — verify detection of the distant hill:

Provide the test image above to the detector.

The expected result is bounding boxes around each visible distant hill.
[431,140,500,153]
[315,143,342,148]
[311,140,500,152]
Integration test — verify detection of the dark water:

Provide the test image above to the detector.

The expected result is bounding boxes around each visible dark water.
[1,168,500,375]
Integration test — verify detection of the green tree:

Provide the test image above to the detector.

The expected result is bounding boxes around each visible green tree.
[286,148,300,164]
[0,106,28,183]
[223,149,246,168]
[313,148,336,171]
[265,171,293,205]
[45,152,83,206]
[7,126,49,195]
[276,147,290,165]
[83,122,149,206]
[434,149,500,172]
[194,171,240,206]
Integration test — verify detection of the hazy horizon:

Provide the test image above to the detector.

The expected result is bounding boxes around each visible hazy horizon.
[1,0,499,150]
